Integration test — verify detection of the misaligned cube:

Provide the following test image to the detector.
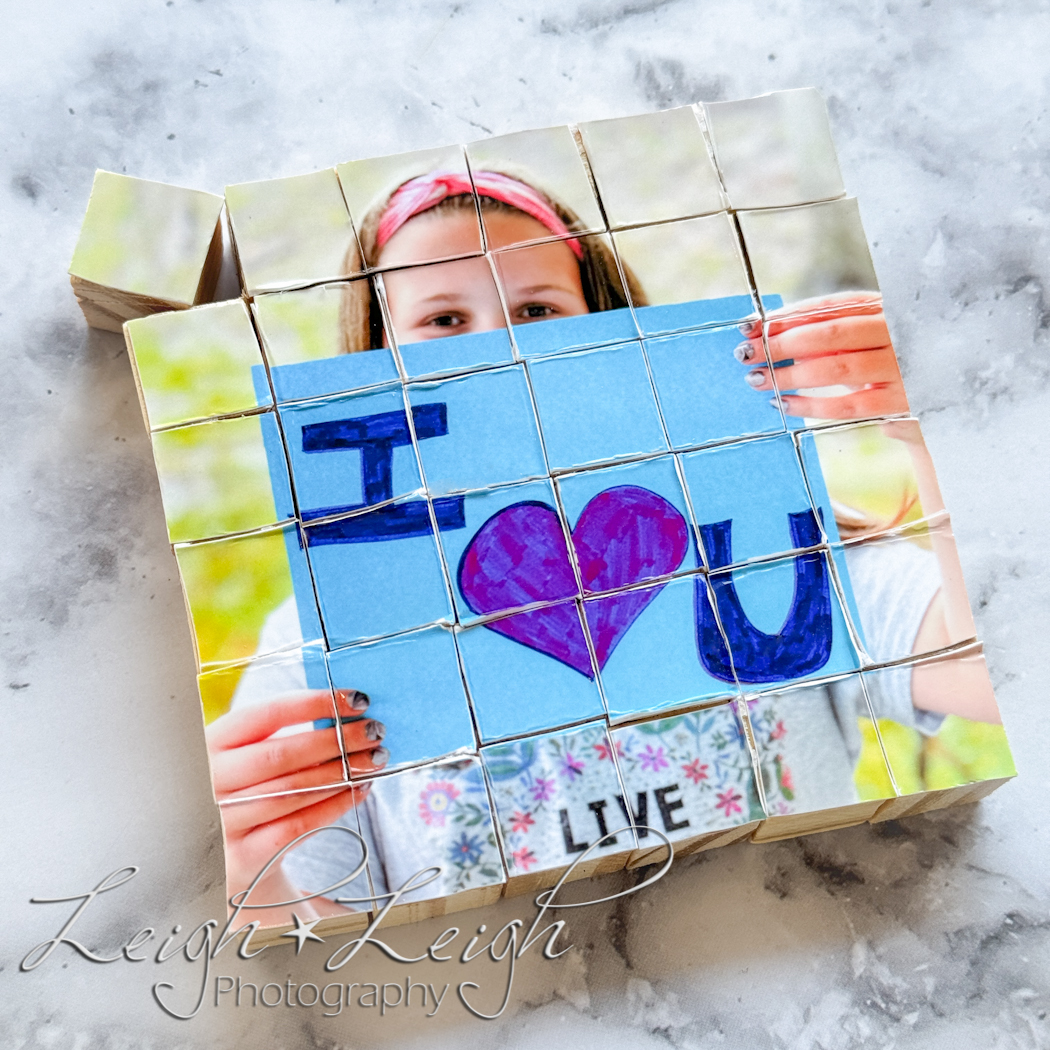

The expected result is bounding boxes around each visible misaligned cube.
[69,170,224,331]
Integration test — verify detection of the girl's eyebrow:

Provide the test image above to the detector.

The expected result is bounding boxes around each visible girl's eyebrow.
[417,291,470,304]
[511,283,574,297]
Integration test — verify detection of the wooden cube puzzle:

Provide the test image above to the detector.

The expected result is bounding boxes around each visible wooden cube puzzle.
[70,171,224,331]
[71,88,1015,940]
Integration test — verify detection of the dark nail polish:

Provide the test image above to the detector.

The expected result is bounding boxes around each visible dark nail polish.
[371,746,390,767]
[349,690,370,711]
[734,341,755,363]
[365,719,386,742]
[745,369,767,388]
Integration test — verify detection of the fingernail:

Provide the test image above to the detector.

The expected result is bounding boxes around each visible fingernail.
[745,369,767,388]
[769,398,780,408]
[734,341,755,363]
[365,719,386,742]
[349,690,370,711]
[371,746,390,767]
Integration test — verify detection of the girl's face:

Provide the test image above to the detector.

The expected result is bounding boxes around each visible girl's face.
[379,208,589,343]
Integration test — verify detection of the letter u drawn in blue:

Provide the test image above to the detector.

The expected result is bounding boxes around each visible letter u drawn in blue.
[694,509,833,684]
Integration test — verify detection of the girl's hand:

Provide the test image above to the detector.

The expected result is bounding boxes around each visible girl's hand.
[206,690,386,909]
[737,292,909,420]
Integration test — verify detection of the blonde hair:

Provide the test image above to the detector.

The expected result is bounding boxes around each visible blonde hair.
[339,176,647,355]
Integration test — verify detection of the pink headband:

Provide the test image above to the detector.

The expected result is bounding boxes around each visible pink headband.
[375,170,584,259]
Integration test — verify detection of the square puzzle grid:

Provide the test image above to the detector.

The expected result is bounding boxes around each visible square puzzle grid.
[71,88,1015,932]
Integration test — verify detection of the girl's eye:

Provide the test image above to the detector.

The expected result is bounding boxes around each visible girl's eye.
[519,303,557,320]
[426,313,465,328]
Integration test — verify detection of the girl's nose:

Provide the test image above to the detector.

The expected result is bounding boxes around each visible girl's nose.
[473,303,509,334]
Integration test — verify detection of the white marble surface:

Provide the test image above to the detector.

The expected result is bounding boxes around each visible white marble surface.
[2,2,1049,1047]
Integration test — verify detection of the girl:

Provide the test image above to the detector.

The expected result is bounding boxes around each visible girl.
[207,168,1000,920]
[340,168,640,352]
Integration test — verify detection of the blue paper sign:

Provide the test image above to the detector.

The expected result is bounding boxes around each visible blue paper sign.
[528,341,667,470]
[255,295,865,743]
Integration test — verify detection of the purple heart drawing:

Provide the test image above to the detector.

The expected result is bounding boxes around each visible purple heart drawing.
[458,486,689,677]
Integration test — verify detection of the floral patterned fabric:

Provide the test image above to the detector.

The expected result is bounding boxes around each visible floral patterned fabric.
[483,721,636,875]
[745,677,891,816]
[366,756,505,904]
[746,692,799,817]
[612,704,764,843]
[281,678,896,904]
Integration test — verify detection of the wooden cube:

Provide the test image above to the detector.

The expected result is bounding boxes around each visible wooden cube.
[69,170,224,331]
